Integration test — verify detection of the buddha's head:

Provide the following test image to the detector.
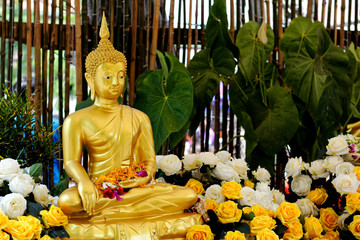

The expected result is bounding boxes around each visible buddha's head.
[85,13,127,100]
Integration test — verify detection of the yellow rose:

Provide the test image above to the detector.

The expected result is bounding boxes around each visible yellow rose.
[306,188,328,205]
[0,230,10,240]
[4,220,34,240]
[324,230,340,240]
[250,215,276,235]
[40,205,68,228]
[319,207,338,232]
[255,228,279,240]
[17,215,43,239]
[185,179,205,195]
[186,224,214,240]
[224,230,246,240]
[244,180,254,189]
[0,210,9,230]
[284,220,303,240]
[282,232,298,240]
[349,215,360,239]
[276,202,301,224]
[252,204,275,217]
[222,182,242,200]
[205,199,219,211]
[39,235,54,240]
[216,201,242,224]
[346,192,360,214]
[354,166,360,181]
[304,216,323,239]
[242,207,252,215]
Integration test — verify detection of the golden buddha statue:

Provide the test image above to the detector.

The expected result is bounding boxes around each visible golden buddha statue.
[58,13,202,239]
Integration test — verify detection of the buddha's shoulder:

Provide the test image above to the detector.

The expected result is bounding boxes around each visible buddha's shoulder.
[122,105,150,122]
[63,106,98,125]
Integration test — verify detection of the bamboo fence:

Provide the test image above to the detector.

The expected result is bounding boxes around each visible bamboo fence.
[0,0,359,185]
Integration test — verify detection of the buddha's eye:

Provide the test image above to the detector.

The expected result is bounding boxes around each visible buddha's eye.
[104,76,111,79]
[118,76,124,79]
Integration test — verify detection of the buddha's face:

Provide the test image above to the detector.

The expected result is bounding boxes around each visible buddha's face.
[92,62,126,100]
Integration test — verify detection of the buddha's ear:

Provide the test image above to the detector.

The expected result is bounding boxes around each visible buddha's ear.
[85,73,95,100]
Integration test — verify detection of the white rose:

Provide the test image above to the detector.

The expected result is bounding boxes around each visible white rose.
[215,151,232,163]
[255,191,273,210]
[158,154,182,176]
[291,174,312,196]
[271,189,285,205]
[0,158,22,184]
[33,184,50,207]
[285,157,306,178]
[335,162,355,176]
[204,184,225,204]
[191,169,203,180]
[9,174,35,197]
[308,159,330,180]
[211,162,237,181]
[323,155,344,173]
[295,198,319,217]
[183,154,200,171]
[252,166,271,183]
[155,177,166,183]
[156,155,166,169]
[197,152,219,166]
[337,211,351,230]
[326,135,349,155]
[0,193,27,219]
[240,187,257,206]
[227,158,249,180]
[256,182,271,193]
[332,173,360,195]
[49,196,59,207]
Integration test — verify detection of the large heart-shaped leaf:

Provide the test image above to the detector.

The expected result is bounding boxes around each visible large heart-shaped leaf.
[134,70,193,153]
[236,21,274,82]
[205,0,239,58]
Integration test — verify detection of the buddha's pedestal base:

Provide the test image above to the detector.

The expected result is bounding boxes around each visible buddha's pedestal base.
[64,212,203,240]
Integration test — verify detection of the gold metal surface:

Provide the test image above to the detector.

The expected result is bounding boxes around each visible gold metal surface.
[58,12,201,239]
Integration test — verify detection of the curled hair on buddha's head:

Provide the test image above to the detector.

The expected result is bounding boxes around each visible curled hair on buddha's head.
[85,12,127,78]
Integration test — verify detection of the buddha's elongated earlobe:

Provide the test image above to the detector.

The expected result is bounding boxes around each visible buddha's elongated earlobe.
[85,73,95,100]
[121,93,123,98]
[90,86,95,100]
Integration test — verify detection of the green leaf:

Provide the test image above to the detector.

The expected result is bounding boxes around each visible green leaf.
[134,70,193,153]
[235,222,250,234]
[27,202,43,218]
[29,163,43,178]
[165,52,188,73]
[205,0,239,58]
[50,170,70,196]
[48,227,70,238]
[243,211,255,220]
[156,50,169,78]
[236,21,274,82]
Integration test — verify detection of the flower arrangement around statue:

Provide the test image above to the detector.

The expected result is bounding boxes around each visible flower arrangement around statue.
[94,162,148,200]
[156,131,360,240]
[0,158,69,240]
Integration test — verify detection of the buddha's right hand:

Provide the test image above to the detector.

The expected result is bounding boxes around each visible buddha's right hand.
[78,180,99,215]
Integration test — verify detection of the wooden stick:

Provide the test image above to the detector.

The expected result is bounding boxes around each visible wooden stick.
[249,0,254,21]
[339,0,345,48]
[285,0,289,27]
[205,107,211,151]
[115,0,122,51]
[261,0,265,23]
[123,0,130,58]
[314,0,318,20]
[182,0,187,63]
[42,0,49,126]
[321,0,326,23]
[290,0,295,19]
[34,0,41,126]
[110,0,115,43]
[168,0,175,53]
[299,0,302,16]
[272,0,278,63]
[236,0,240,28]
[214,87,220,151]
[254,0,258,22]
[347,0,352,46]
[187,0,193,66]
[145,0,151,67]
[176,0,182,58]
[193,0,198,52]
[201,0,205,47]
[94,0,99,47]
[230,0,235,39]
[58,0,64,143]
[65,0,71,118]
[17,0,24,95]
[75,0,82,103]
[81,0,88,101]
[278,0,283,68]
[149,0,161,70]
[265,0,270,25]
[138,0,145,72]
[7,0,14,89]
[307,0,313,19]
[334,0,338,45]
[129,0,138,106]
[355,0,359,46]
[48,0,56,128]
[161,0,166,52]
[0,0,6,95]
[200,116,205,152]
[327,0,332,29]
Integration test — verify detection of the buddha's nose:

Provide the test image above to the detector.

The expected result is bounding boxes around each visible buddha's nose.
[111,76,119,85]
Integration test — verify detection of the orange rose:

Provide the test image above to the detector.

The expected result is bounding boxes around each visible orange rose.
[284,220,303,240]
[306,188,328,205]
[354,166,360,181]
[244,180,255,188]
[252,204,275,217]
[206,199,219,211]
[224,230,246,240]
[17,215,43,239]
[186,225,213,240]
[222,182,242,200]
[0,210,9,230]
[304,216,323,239]
[216,201,242,224]
[319,207,338,232]
[250,215,276,235]
[324,230,340,240]
[39,235,54,240]
[346,192,360,214]
[4,220,34,240]
[256,228,279,240]
[185,179,205,195]
[0,230,10,240]
[349,215,360,239]
[40,205,68,228]
[276,202,301,224]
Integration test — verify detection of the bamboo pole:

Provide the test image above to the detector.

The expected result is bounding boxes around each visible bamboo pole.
[168,0,175,53]
[347,0,352,46]
[201,0,205,47]
[339,0,345,48]
[187,0,193,66]
[272,0,278,63]
[176,0,182,58]
[149,0,161,70]
[260,0,265,23]
[81,0,88,100]
[94,0,99,47]
[285,0,289,27]
[307,0,313,19]
[182,0,187,63]
[42,0,49,127]
[34,0,41,125]
[115,0,122,51]
[236,0,240,28]
[265,0,270,25]
[145,0,151,67]
[123,0,130,58]
[327,0,332,29]
[161,0,166,52]
[214,87,220,152]
[334,0,338,45]
[75,0,82,103]
[138,0,145,73]
[58,0,64,165]
[278,0,283,68]
[7,0,14,89]
[200,117,205,151]
[314,0,318,20]
[321,0,326,23]
[65,0,71,118]
[205,107,211,151]
[299,0,302,16]
[230,0,235,39]
[254,0,258,22]
[249,0,254,21]
[110,0,115,43]
[17,0,24,95]
[355,0,358,46]
[129,0,138,106]
[0,0,6,95]
[48,0,56,128]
